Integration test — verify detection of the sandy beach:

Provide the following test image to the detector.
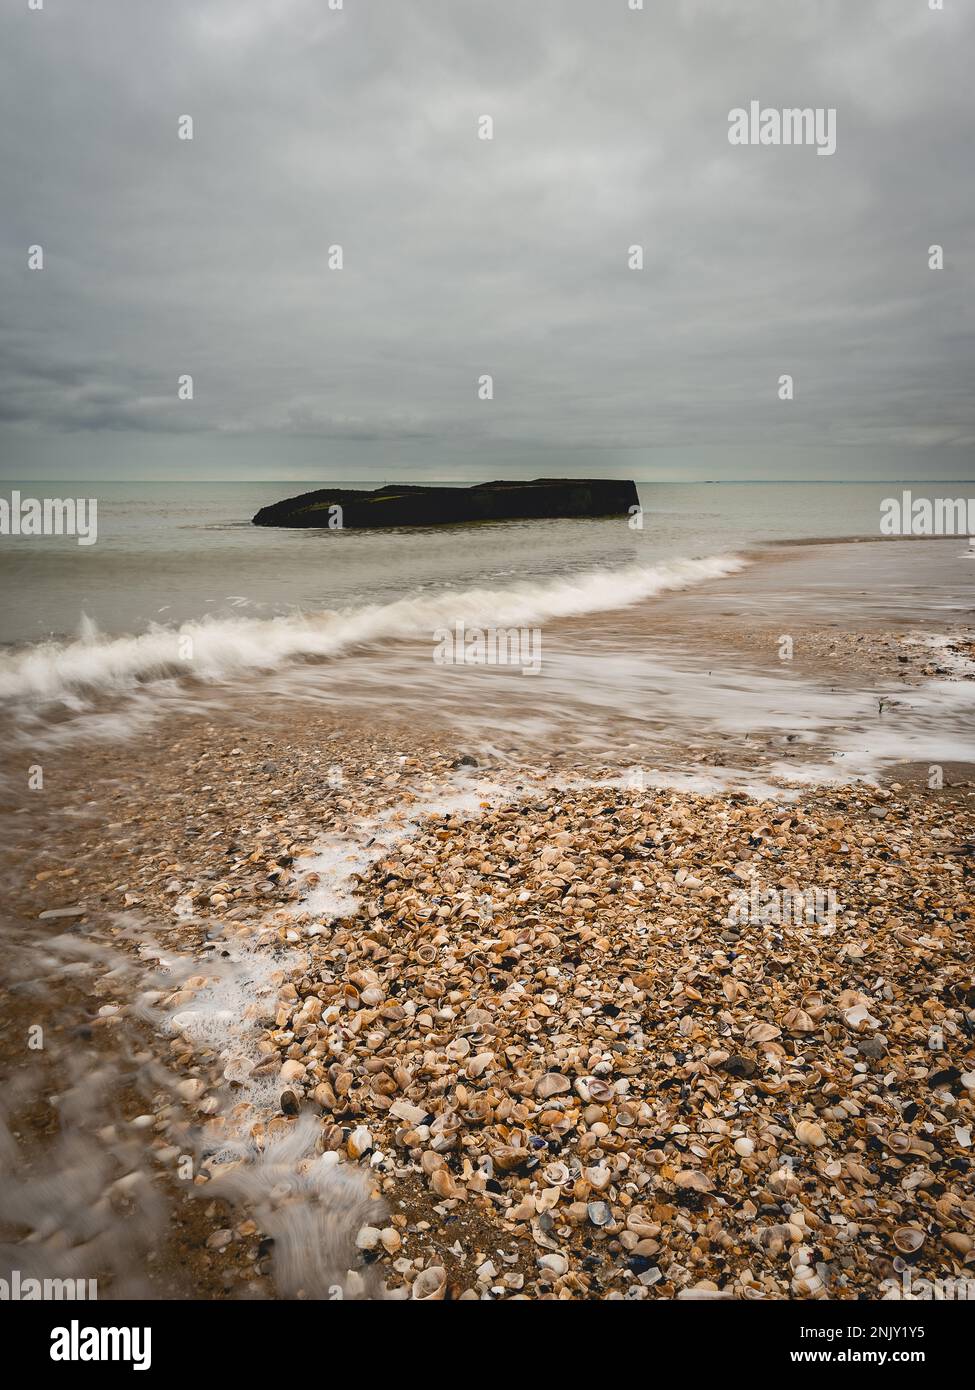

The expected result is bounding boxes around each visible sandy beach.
[2,539,973,1301]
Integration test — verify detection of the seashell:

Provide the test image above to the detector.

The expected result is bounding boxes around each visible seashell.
[491,1145,529,1172]
[843,1004,880,1031]
[585,1164,612,1192]
[347,1126,373,1159]
[746,1022,781,1043]
[466,1051,495,1078]
[542,1161,571,1186]
[537,1252,568,1277]
[535,1072,571,1099]
[412,1266,447,1300]
[734,1137,755,1158]
[783,1008,816,1033]
[587,1201,612,1227]
[461,1093,494,1123]
[223,1056,255,1083]
[355,1225,381,1251]
[791,1267,824,1296]
[944,1232,973,1256]
[796,1120,827,1149]
[536,1186,561,1212]
[431,1167,464,1200]
[171,1011,200,1033]
[674,1169,714,1193]
[389,1099,428,1126]
[893,1227,925,1254]
[575,1076,613,1104]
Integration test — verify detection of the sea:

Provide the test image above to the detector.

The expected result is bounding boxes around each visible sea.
[0,479,972,785]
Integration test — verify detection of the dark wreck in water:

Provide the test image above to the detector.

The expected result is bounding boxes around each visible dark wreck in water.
[252,478,639,530]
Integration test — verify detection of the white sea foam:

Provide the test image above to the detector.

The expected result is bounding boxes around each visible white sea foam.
[295,777,511,925]
[0,553,746,709]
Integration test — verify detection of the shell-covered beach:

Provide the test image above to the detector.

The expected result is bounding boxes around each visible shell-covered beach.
[3,539,973,1301]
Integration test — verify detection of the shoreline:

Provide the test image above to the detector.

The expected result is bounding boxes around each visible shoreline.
[1,536,973,1300]
[2,628,974,1299]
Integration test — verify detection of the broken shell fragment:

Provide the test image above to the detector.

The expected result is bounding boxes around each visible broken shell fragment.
[893,1227,925,1255]
[675,1169,714,1193]
[535,1072,571,1099]
[796,1120,827,1149]
[412,1266,447,1300]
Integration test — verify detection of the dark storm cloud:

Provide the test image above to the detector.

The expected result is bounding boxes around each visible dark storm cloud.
[0,0,972,477]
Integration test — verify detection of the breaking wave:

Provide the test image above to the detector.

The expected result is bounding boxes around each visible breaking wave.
[0,552,747,710]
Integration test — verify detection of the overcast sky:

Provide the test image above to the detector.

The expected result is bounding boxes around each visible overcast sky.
[1,0,972,482]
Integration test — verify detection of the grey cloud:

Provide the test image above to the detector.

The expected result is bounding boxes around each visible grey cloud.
[0,0,972,478]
